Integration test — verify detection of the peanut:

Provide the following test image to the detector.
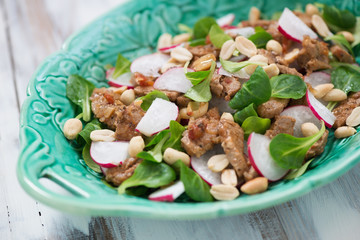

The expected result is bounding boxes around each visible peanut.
[170,47,193,63]
[187,102,209,119]
[266,40,283,55]
[337,31,355,43]
[220,112,234,122]
[161,61,182,73]
[157,33,172,50]
[63,118,83,140]
[346,107,360,127]
[301,122,320,137]
[334,126,357,138]
[179,108,191,120]
[163,148,190,166]
[311,15,332,38]
[207,154,229,172]
[305,4,319,16]
[210,184,240,201]
[263,63,280,78]
[192,53,216,71]
[120,89,135,105]
[128,136,145,157]
[90,129,115,142]
[284,48,300,63]
[312,83,334,99]
[110,86,127,95]
[220,39,236,60]
[235,36,257,58]
[240,177,268,195]
[221,169,238,186]
[244,54,268,75]
[322,89,347,102]
[249,7,261,25]
[172,33,191,45]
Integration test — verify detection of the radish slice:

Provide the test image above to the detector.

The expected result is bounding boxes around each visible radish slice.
[218,66,250,81]
[228,55,247,62]
[190,145,223,186]
[136,98,178,136]
[130,53,170,77]
[278,8,317,42]
[90,141,130,168]
[248,133,289,181]
[148,181,185,202]
[216,13,235,27]
[153,67,194,93]
[280,105,322,137]
[159,43,184,53]
[108,72,134,88]
[106,67,115,79]
[306,90,336,128]
[100,167,110,176]
[225,27,255,38]
[209,97,235,114]
[304,71,331,87]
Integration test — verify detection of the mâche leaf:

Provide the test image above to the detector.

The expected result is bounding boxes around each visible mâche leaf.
[325,34,354,56]
[220,58,267,73]
[322,4,356,31]
[185,70,210,85]
[162,120,186,151]
[77,119,102,145]
[284,159,313,180]
[208,24,232,48]
[113,53,131,79]
[138,131,170,163]
[248,31,272,48]
[193,17,217,39]
[233,103,258,125]
[138,90,169,111]
[270,74,307,99]
[241,116,271,138]
[82,143,101,173]
[188,38,206,47]
[331,65,360,94]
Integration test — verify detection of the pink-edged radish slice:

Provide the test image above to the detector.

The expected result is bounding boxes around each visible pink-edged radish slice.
[106,67,115,79]
[148,181,185,202]
[248,133,289,181]
[90,141,129,168]
[158,43,184,53]
[153,67,194,93]
[306,90,336,128]
[100,167,110,176]
[216,13,235,27]
[108,72,134,88]
[278,8,317,42]
[218,66,250,81]
[280,105,322,137]
[130,53,170,77]
[225,27,255,38]
[304,71,331,87]
[136,98,178,136]
[191,145,223,186]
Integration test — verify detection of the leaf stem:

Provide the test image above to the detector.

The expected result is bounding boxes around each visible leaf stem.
[326,101,337,111]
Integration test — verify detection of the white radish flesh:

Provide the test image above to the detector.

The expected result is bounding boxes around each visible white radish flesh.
[304,71,331,87]
[216,13,235,27]
[154,67,194,93]
[217,66,250,82]
[90,141,129,168]
[225,27,255,38]
[108,71,134,88]
[306,90,336,128]
[130,53,170,77]
[148,181,185,202]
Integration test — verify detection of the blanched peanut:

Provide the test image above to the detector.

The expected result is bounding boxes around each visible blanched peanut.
[220,40,236,60]
[210,184,240,201]
[346,107,360,127]
[266,40,283,55]
[221,169,238,186]
[90,129,115,142]
[179,108,191,119]
[322,89,347,102]
[301,122,319,137]
[161,61,182,73]
[157,33,172,50]
[249,7,260,25]
[240,177,268,195]
[110,86,127,95]
[312,15,332,38]
[334,126,357,138]
[128,136,145,157]
[235,36,257,57]
[120,89,135,105]
[63,118,83,140]
[337,31,355,43]
[192,53,216,71]
[163,148,190,166]
[244,54,268,75]
[284,48,299,63]
[221,112,234,122]
[207,154,229,172]
[306,3,319,16]
[312,83,334,99]
[172,33,191,45]
[263,64,280,78]
[170,47,193,63]
[186,102,209,119]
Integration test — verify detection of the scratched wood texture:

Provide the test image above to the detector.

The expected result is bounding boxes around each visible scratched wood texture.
[1,0,360,239]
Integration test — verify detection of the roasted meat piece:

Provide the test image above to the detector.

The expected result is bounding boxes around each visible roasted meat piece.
[333,92,360,128]
[105,158,142,186]
[257,98,290,119]
[265,115,296,139]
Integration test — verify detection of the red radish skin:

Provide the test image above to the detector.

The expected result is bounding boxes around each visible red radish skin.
[153,67,194,93]
[216,13,235,27]
[159,43,184,53]
[306,90,336,128]
[108,72,134,88]
[149,195,174,202]
[90,141,130,168]
[130,53,170,77]
[106,67,115,79]
[148,181,185,202]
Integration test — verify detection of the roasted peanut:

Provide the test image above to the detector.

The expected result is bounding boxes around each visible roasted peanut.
[157,33,172,50]
[110,86,127,95]
[334,126,357,138]
[63,118,83,140]
[284,48,300,63]
[263,63,280,78]
[337,31,355,43]
[235,36,257,57]
[266,40,283,55]
[172,33,191,45]
[90,129,115,142]
[120,89,135,105]
[346,107,360,127]
[244,54,268,75]
[249,7,260,25]
[170,47,193,63]
[322,89,347,102]
[220,40,236,60]
[306,3,319,16]
[179,108,191,120]
[210,184,240,201]
[128,136,145,157]
[187,102,209,119]
[312,83,334,99]
[312,15,332,38]
[301,122,320,137]
[192,53,216,71]
[221,169,238,186]
[207,154,229,172]
[240,177,268,195]
[163,147,190,166]
[221,112,234,122]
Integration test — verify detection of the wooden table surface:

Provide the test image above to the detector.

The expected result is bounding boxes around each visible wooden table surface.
[1,0,360,239]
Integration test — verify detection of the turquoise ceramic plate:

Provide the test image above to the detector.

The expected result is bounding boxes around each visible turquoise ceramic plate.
[18,0,360,219]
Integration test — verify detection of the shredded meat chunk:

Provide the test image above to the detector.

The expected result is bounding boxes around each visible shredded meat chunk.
[333,92,360,128]
[210,72,241,101]
[105,158,142,186]
[265,116,296,139]
[241,19,275,29]
[219,118,248,177]
[305,130,329,159]
[186,44,219,58]
[257,98,290,119]
[134,86,181,101]
[330,45,355,63]
[294,12,312,27]
[276,64,303,78]
[243,166,259,182]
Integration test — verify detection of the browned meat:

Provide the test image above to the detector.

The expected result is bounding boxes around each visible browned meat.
[241,19,276,29]
[330,45,355,63]
[115,103,145,140]
[266,23,284,43]
[243,166,259,182]
[219,118,248,177]
[176,95,191,108]
[265,115,296,139]
[297,35,331,73]
[105,158,142,186]
[333,92,360,128]
[181,108,221,157]
[305,130,329,159]
[288,95,308,107]
[210,72,241,101]
[133,72,155,86]
[186,44,219,58]
[294,12,312,27]
[257,49,277,63]
[134,86,180,101]
[257,98,290,119]
[276,64,303,78]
